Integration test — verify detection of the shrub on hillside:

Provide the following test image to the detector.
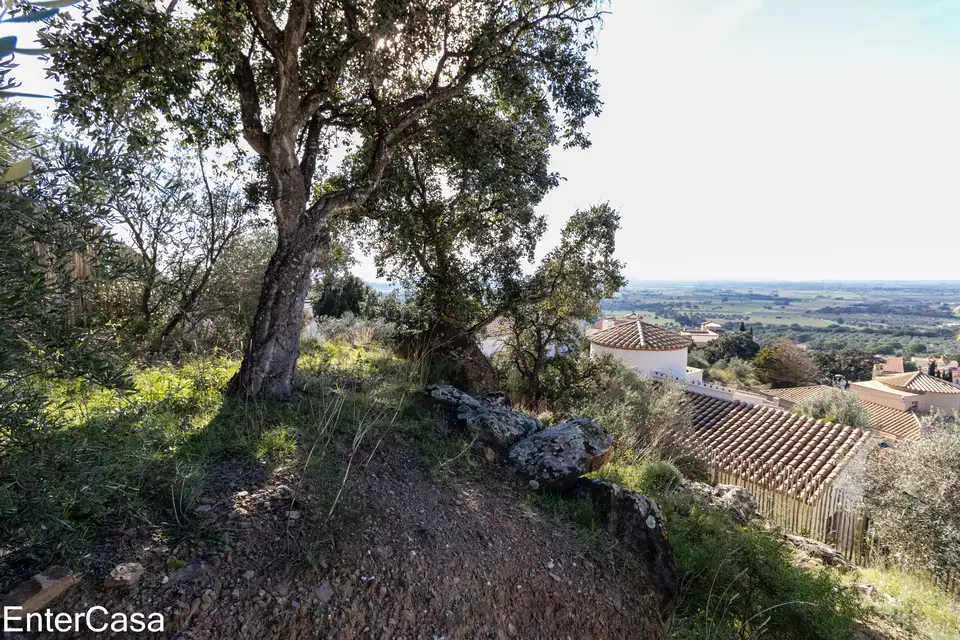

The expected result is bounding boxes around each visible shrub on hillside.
[561,354,703,465]
[864,414,960,575]
[752,340,819,388]
[596,462,862,640]
[794,387,869,429]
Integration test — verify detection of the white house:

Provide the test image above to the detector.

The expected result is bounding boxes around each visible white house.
[587,318,703,382]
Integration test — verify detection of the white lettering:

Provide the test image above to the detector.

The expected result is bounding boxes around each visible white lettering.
[26,611,44,632]
[148,613,165,632]
[3,606,23,632]
[110,611,128,633]
[87,605,108,632]
[129,612,145,633]
[54,612,72,632]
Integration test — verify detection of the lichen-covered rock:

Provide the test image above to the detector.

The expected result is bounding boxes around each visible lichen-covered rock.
[424,384,483,410]
[785,534,854,573]
[572,478,678,617]
[507,418,613,491]
[459,406,543,448]
[682,481,757,524]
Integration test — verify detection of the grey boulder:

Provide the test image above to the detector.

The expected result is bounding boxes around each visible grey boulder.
[424,384,482,410]
[507,418,613,491]
[459,406,543,448]
[682,481,757,525]
[572,479,678,617]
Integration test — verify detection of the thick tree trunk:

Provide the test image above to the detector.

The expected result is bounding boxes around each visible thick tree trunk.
[226,216,326,397]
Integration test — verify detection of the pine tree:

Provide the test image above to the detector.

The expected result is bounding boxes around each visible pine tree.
[739,321,747,332]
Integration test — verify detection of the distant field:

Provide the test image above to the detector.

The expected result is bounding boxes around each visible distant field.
[604,281,960,355]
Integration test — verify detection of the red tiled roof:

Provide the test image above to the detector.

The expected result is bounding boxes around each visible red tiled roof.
[880,356,904,374]
[879,372,960,394]
[588,320,692,352]
[687,392,870,502]
[758,385,921,440]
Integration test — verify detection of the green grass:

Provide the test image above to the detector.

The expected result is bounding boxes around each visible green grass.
[590,461,862,640]
[855,567,960,639]
[0,341,426,573]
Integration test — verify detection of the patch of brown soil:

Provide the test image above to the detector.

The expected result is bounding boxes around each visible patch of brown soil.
[38,442,664,639]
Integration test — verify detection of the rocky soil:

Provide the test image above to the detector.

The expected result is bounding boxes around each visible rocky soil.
[28,442,665,639]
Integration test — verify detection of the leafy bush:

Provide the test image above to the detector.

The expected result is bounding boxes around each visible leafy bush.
[752,340,819,388]
[794,387,869,429]
[312,312,397,346]
[706,357,754,387]
[699,332,761,365]
[864,415,960,575]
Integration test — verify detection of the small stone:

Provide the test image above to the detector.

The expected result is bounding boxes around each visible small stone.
[104,563,144,588]
[528,480,540,491]
[287,510,300,520]
[243,570,255,580]
[315,580,334,604]
[484,447,496,463]
[549,573,562,582]
[372,545,393,560]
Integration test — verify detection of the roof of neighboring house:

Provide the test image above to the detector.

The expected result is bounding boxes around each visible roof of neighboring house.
[758,385,921,440]
[879,356,904,374]
[587,320,692,352]
[760,385,830,405]
[687,391,870,502]
[878,371,960,394]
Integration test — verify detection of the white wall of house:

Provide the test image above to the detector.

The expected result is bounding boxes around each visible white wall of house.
[850,382,919,411]
[590,343,690,379]
[916,393,960,413]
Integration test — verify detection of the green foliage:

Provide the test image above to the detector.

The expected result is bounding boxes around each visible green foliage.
[699,332,761,365]
[856,567,960,639]
[312,273,377,319]
[594,462,862,640]
[752,341,819,388]
[0,113,132,441]
[794,387,869,429]
[864,415,960,575]
[0,341,417,566]
[501,204,626,407]
[591,460,682,494]
[559,354,701,464]
[706,357,754,387]
[811,347,876,384]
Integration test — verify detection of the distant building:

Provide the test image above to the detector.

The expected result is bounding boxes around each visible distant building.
[679,320,724,345]
[587,317,703,382]
[757,385,921,441]
[850,372,960,414]
[910,356,958,376]
[872,356,904,377]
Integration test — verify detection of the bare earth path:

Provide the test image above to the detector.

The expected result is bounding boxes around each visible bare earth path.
[39,442,664,639]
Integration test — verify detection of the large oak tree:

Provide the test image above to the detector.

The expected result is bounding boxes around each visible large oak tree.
[45,0,606,396]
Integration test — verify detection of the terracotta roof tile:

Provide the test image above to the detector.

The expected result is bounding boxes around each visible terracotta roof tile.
[880,356,904,374]
[686,391,870,502]
[758,385,922,440]
[587,321,692,352]
[879,372,960,394]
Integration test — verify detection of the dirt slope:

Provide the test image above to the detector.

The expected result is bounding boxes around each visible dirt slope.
[39,443,664,639]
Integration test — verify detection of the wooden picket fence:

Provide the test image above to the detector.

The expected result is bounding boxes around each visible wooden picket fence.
[712,468,960,594]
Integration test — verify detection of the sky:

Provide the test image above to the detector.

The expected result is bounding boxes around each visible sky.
[8,0,960,283]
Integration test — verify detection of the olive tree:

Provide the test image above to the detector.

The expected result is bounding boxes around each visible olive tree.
[46,0,607,397]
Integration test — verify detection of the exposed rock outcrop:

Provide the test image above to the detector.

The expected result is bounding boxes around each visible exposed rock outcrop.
[572,479,678,616]
[507,418,613,491]
[425,384,543,448]
[681,480,757,524]
[785,534,854,573]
